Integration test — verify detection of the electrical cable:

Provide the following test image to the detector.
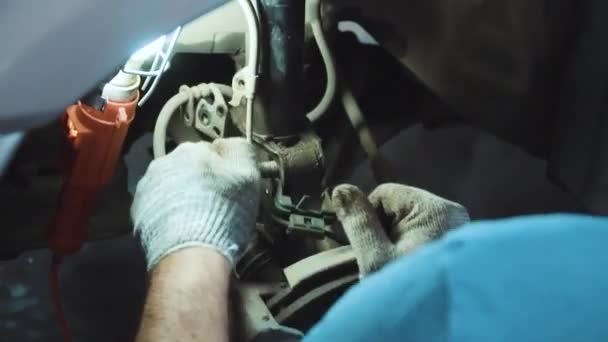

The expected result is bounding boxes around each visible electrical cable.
[246,99,254,142]
[340,85,393,183]
[50,255,72,342]
[209,83,235,98]
[306,0,337,122]
[340,87,379,158]
[153,92,190,158]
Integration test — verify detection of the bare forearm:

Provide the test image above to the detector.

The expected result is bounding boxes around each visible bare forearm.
[136,247,231,342]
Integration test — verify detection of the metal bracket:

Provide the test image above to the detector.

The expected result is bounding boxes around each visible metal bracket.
[230,66,256,106]
[192,84,229,139]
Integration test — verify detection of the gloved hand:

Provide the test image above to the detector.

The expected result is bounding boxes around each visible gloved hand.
[332,183,470,275]
[131,138,261,270]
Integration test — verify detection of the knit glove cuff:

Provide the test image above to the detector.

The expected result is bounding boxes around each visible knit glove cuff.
[135,191,257,270]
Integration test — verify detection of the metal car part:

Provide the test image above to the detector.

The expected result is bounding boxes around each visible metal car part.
[229,66,256,108]
[193,84,230,139]
[259,132,335,238]
[234,283,291,341]
[234,246,357,340]
[252,0,309,139]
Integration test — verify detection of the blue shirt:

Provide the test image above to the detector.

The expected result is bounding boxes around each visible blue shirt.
[305,215,608,341]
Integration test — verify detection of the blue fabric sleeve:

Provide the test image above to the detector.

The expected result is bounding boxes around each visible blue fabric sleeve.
[304,214,608,342]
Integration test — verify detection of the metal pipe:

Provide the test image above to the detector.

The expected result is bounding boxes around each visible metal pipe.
[258,160,280,178]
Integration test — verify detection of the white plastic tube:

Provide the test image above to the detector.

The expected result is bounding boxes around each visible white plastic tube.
[306,0,337,122]
[341,87,378,158]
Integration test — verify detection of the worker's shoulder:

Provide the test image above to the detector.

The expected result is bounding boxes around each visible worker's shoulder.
[441,213,608,252]
[381,214,608,277]
[424,214,608,273]
[430,216,608,340]
[382,214,608,279]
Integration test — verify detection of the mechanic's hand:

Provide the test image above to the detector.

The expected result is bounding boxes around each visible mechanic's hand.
[131,138,261,270]
[332,183,469,275]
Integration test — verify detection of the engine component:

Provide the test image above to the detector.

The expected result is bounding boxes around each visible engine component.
[233,0,261,142]
[272,193,334,238]
[193,83,230,139]
[153,82,236,157]
[234,246,358,340]
[154,83,216,157]
[262,132,336,238]
[253,0,308,138]
[267,246,357,329]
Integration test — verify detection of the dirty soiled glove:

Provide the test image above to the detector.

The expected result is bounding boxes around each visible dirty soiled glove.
[131,138,261,270]
[332,183,470,275]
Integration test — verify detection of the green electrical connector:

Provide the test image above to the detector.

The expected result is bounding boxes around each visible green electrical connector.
[289,214,326,237]
[272,194,335,238]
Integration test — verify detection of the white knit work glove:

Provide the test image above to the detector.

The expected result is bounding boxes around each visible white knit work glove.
[332,183,470,276]
[131,138,261,270]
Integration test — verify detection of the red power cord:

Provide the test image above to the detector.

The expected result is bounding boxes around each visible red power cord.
[50,255,72,342]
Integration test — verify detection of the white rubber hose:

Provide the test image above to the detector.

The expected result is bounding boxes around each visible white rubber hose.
[306,0,337,122]
[153,84,235,158]
[341,87,378,158]
[153,92,190,158]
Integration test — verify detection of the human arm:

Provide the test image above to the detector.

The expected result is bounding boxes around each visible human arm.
[136,248,231,342]
[131,138,261,342]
